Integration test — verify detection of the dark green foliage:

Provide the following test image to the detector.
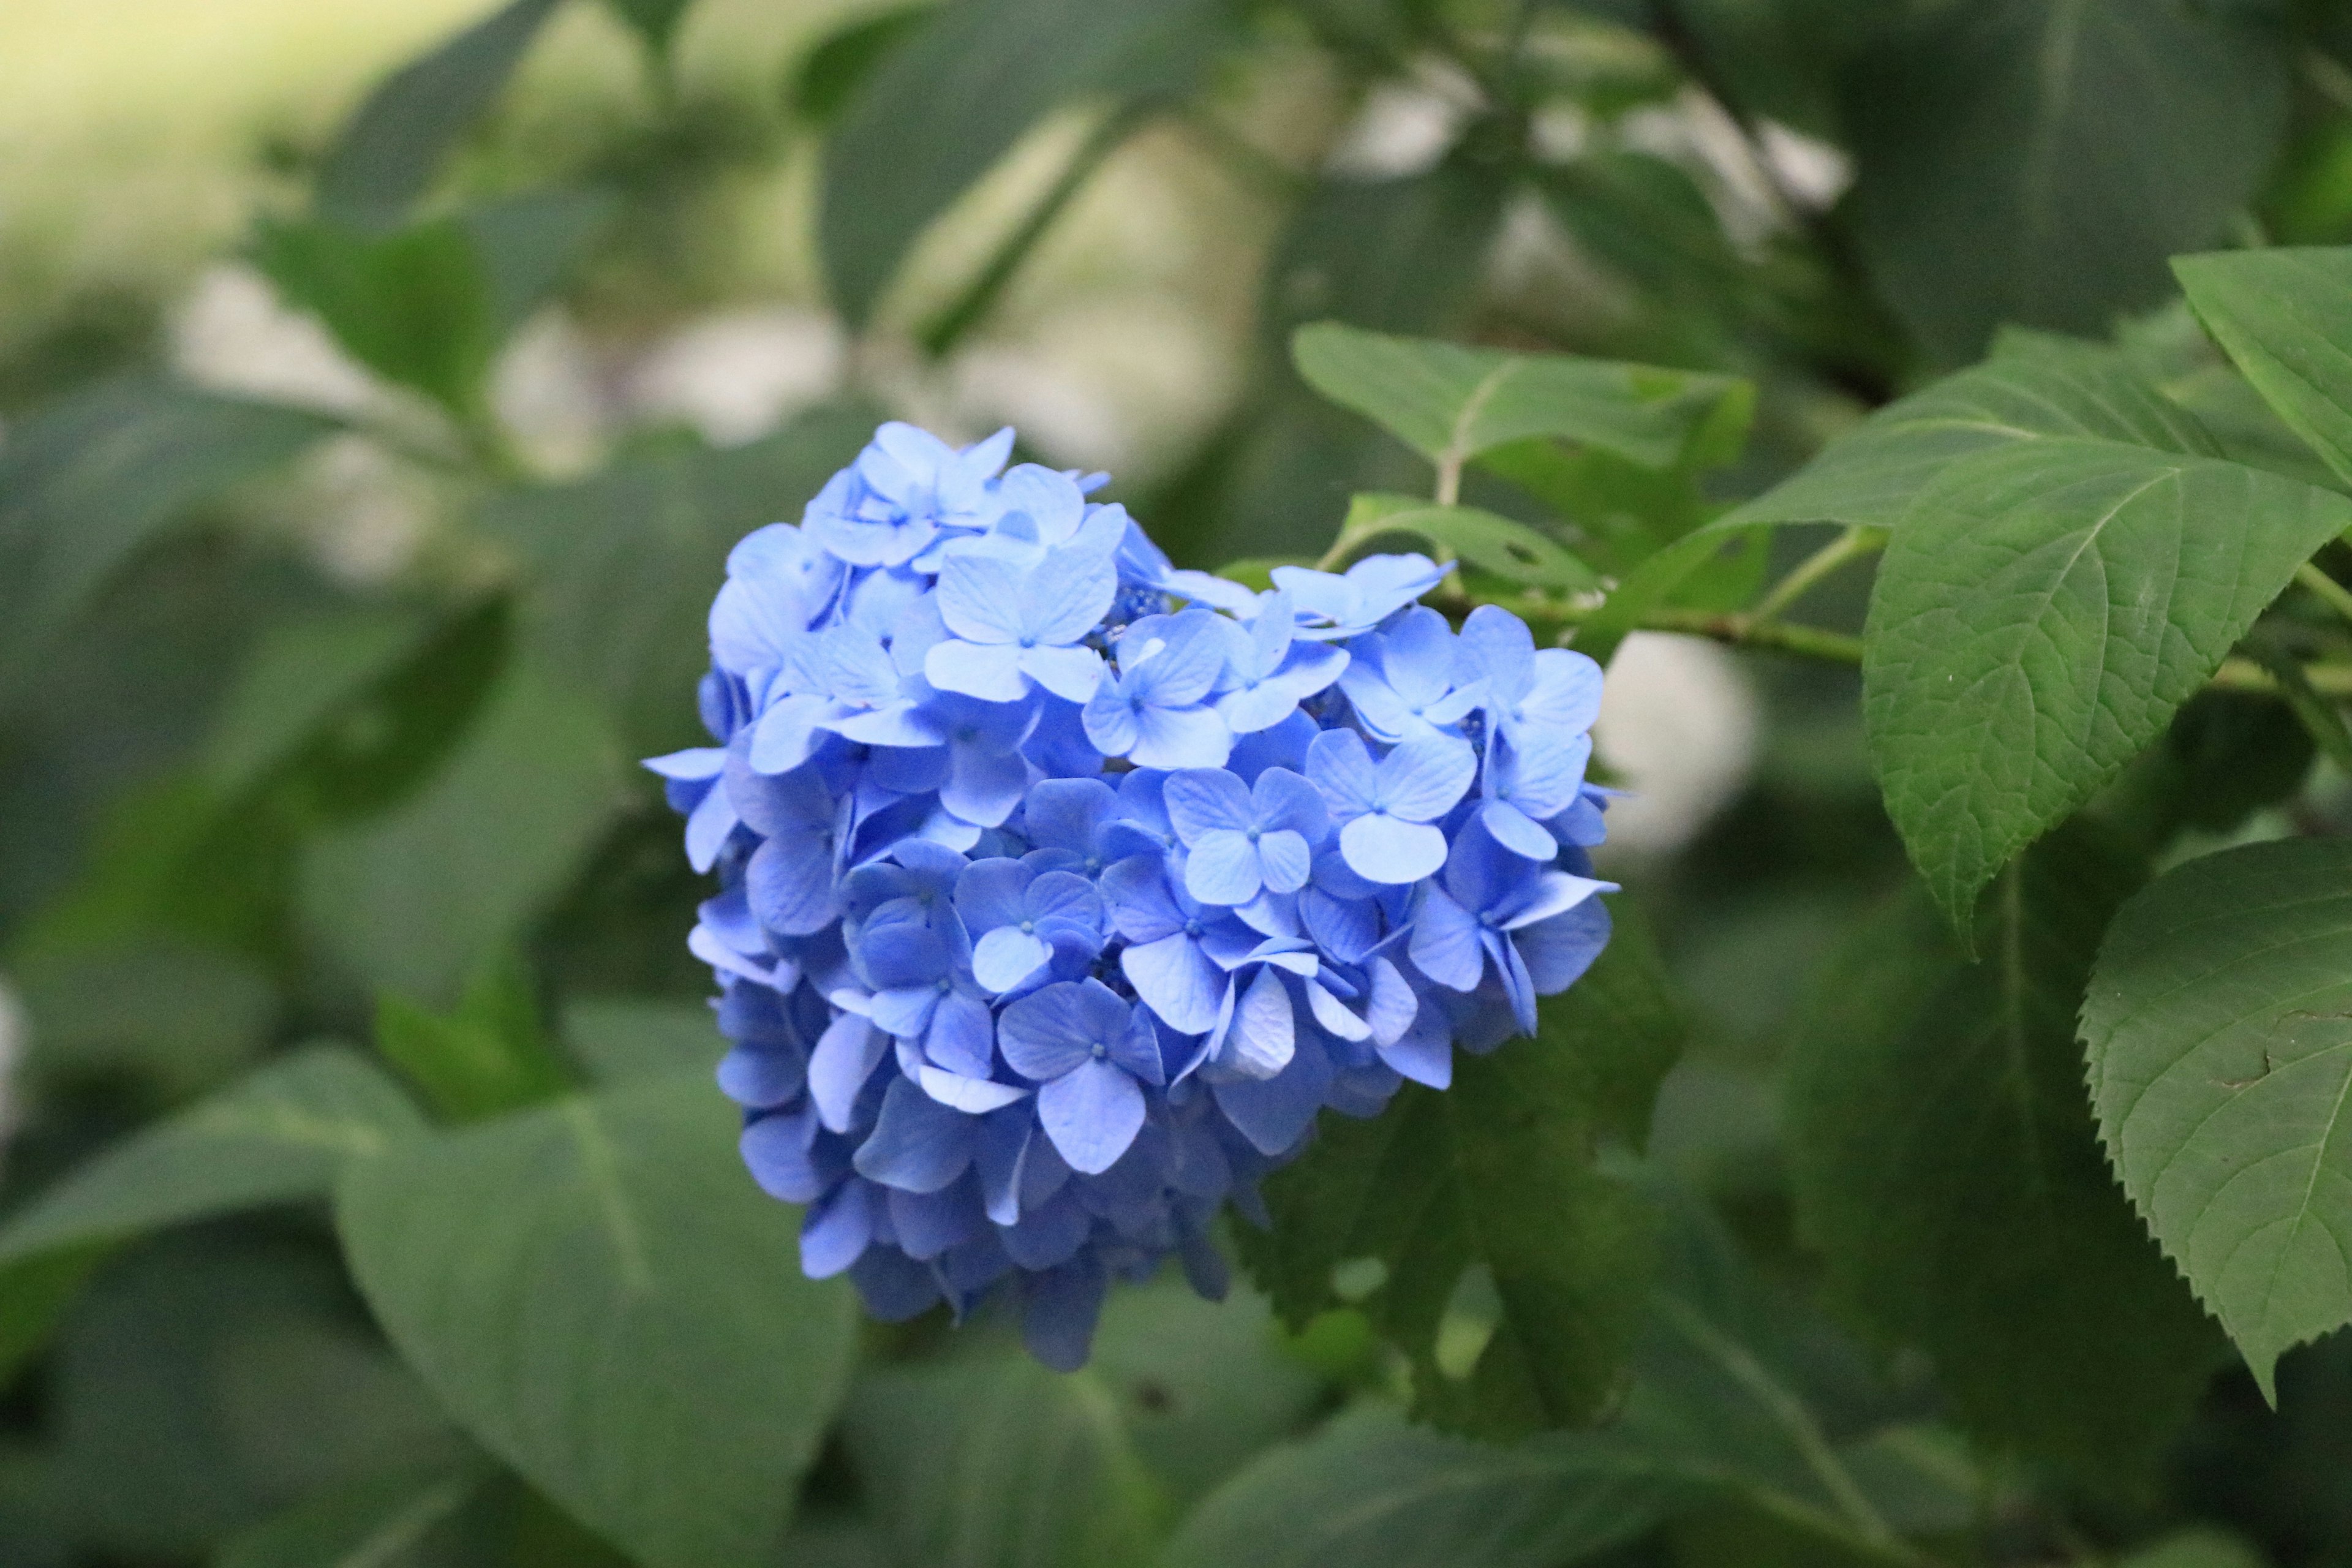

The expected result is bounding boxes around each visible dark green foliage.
[20,0,2352,1562]
[1785,827,2223,1487]
[1237,907,1684,1436]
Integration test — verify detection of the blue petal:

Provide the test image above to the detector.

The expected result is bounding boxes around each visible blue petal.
[1022,1256,1109,1370]
[1217,965,1294,1080]
[1213,1034,1333,1156]
[1306,728,1379,818]
[853,1077,978,1193]
[1339,813,1449,884]
[799,1180,874,1277]
[1128,703,1232,771]
[1038,1058,1145,1175]
[741,1108,822,1202]
[1164,768,1254,842]
[917,1064,1028,1114]
[1376,736,1476,824]
[809,1011,887,1133]
[1183,830,1264,907]
[1409,882,1487,992]
[923,989,996,1079]
[973,925,1052,993]
[1121,931,1226,1035]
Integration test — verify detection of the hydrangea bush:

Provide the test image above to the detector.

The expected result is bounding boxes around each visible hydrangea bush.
[649,423,1615,1366]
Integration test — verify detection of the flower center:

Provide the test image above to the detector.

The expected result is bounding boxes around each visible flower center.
[1091,1041,1109,1060]
[935,977,952,993]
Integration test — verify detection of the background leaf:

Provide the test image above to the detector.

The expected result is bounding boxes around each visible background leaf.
[300,657,625,1006]
[842,1353,1166,1568]
[1159,1405,1686,1568]
[2174,248,2352,491]
[1842,0,2290,362]
[1330,494,1597,593]
[214,1457,497,1568]
[0,380,334,694]
[334,1076,859,1568]
[2082,839,2352,1399]
[0,1045,421,1267]
[480,407,874,755]
[252,217,497,415]
[819,0,1231,326]
[315,0,568,228]
[1785,828,2221,1485]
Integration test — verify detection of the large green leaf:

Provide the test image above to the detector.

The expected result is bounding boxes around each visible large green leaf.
[842,1353,1167,1568]
[1292,322,1750,478]
[1721,339,2217,532]
[820,0,1230,325]
[480,408,873,754]
[1841,0,2290,361]
[334,1076,858,1567]
[204,606,437,795]
[1158,1406,1686,1568]
[1861,420,2352,935]
[2174,247,2352,490]
[1264,169,1511,344]
[0,1045,421,1267]
[0,379,336,691]
[253,217,498,416]
[2081,839,2352,1399]
[1234,905,1683,1436]
[301,657,625,1006]
[1786,829,2220,1485]
[316,0,568,228]
[563,998,721,1086]
[215,1457,498,1568]
[1088,1283,1325,1508]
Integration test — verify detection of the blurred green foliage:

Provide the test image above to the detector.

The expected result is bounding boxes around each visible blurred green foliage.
[9,1,2352,1566]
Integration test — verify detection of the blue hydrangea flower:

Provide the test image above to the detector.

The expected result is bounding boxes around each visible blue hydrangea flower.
[653,421,1617,1370]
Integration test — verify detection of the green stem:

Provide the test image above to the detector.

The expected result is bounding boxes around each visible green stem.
[1638,608,1864,663]
[1747,525,1884,625]
[918,102,1154,359]
[2297,562,2352,630]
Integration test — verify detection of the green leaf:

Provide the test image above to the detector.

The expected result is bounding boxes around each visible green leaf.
[458,187,620,336]
[374,952,573,1121]
[0,1045,422,1267]
[1234,903,1683,1436]
[564,998,720,1085]
[334,1076,858,1567]
[53,1235,460,1558]
[843,1353,1167,1567]
[480,408,874,754]
[253,217,499,415]
[215,1457,497,1568]
[1787,827,2220,1485]
[2081,838,2352,1400]
[820,0,1231,325]
[2174,247,2352,491]
[1089,1281,1327,1507]
[1721,339,2217,532]
[1293,322,1751,478]
[1159,1404,1687,1568]
[302,657,625,1007]
[788,6,937,126]
[0,1250,105,1390]
[0,378,334,690]
[1861,418,2352,935]
[1842,0,2290,361]
[1330,494,1597,593]
[1265,170,1511,344]
[317,0,568,228]
[205,606,437,795]
[2119,1530,2273,1568]
[603,0,697,56]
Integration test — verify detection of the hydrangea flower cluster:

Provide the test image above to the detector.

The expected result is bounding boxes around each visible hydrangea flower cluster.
[650,422,1616,1368]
